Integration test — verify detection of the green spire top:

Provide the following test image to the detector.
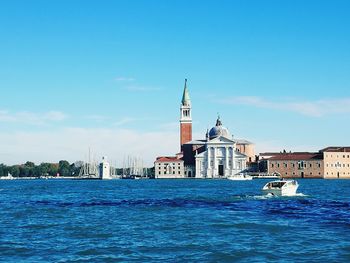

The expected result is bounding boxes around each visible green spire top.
[181,79,191,106]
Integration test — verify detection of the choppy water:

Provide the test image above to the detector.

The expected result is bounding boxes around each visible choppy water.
[0,179,349,262]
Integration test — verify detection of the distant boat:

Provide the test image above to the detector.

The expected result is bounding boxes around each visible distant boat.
[0,172,14,180]
[227,174,253,181]
[251,172,281,179]
[262,179,299,196]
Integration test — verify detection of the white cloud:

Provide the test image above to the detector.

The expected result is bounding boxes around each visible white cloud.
[44,111,67,121]
[85,114,110,122]
[122,85,161,92]
[0,110,67,125]
[159,122,179,131]
[0,127,179,167]
[114,77,135,82]
[114,117,137,126]
[220,96,350,117]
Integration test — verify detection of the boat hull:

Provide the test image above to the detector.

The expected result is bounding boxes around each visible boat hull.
[227,176,252,181]
[262,180,299,196]
[262,185,298,196]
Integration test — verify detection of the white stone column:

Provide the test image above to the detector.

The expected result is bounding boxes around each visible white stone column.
[231,147,235,174]
[225,147,229,168]
[213,147,217,177]
[207,146,211,169]
[195,159,200,178]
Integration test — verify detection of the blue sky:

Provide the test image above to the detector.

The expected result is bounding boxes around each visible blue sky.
[0,0,350,165]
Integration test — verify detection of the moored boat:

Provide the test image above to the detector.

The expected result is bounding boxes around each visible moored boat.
[227,173,253,181]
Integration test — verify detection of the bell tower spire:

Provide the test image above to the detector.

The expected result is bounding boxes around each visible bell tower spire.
[180,78,192,151]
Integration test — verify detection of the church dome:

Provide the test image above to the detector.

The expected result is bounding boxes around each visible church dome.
[208,117,231,139]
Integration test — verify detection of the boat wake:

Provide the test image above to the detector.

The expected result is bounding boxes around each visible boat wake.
[262,192,308,198]
[232,192,308,200]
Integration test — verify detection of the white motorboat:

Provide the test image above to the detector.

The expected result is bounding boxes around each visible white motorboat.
[262,179,299,196]
[227,174,253,181]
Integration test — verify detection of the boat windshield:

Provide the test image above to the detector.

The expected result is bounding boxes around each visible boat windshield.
[268,182,286,188]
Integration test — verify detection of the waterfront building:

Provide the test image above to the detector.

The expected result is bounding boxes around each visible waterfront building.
[99,156,112,180]
[183,117,247,178]
[261,147,350,179]
[154,157,184,179]
[322,147,350,179]
[154,79,254,178]
[266,152,323,178]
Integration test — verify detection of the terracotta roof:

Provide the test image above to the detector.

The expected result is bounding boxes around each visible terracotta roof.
[320,147,350,152]
[155,156,183,163]
[268,153,323,161]
[259,152,281,156]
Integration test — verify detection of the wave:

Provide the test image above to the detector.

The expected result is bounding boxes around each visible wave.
[232,192,308,200]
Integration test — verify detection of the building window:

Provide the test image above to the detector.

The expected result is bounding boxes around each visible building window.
[277,163,280,168]
[159,171,161,175]
[309,163,312,168]
[178,171,180,174]
[271,164,274,168]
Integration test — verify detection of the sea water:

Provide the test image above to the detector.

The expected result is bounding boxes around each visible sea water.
[0,179,349,262]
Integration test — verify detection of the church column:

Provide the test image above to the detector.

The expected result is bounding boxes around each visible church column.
[205,147,211,177]
[213,147,217,177]
[231,147,235,174]
[225,147,229,175]
[195,158,200,178]
[207,146,211,169]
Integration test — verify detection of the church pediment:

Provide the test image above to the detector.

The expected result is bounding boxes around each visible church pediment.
[207,136,235,144]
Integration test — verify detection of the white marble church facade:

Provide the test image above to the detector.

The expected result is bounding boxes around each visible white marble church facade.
[195,137,247,178]
[194,118,247,178]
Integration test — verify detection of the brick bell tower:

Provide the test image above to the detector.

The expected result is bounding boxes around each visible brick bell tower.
[180,79,192,151]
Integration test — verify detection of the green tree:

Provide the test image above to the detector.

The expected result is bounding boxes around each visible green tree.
[24,161,35,168]
[70,163,81,177]
[58,160,71,177]
[19,165,30,177]
[38,163,51,177]
[9,165,20,177]
[0,164,5,177]
[48,163,59,176]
